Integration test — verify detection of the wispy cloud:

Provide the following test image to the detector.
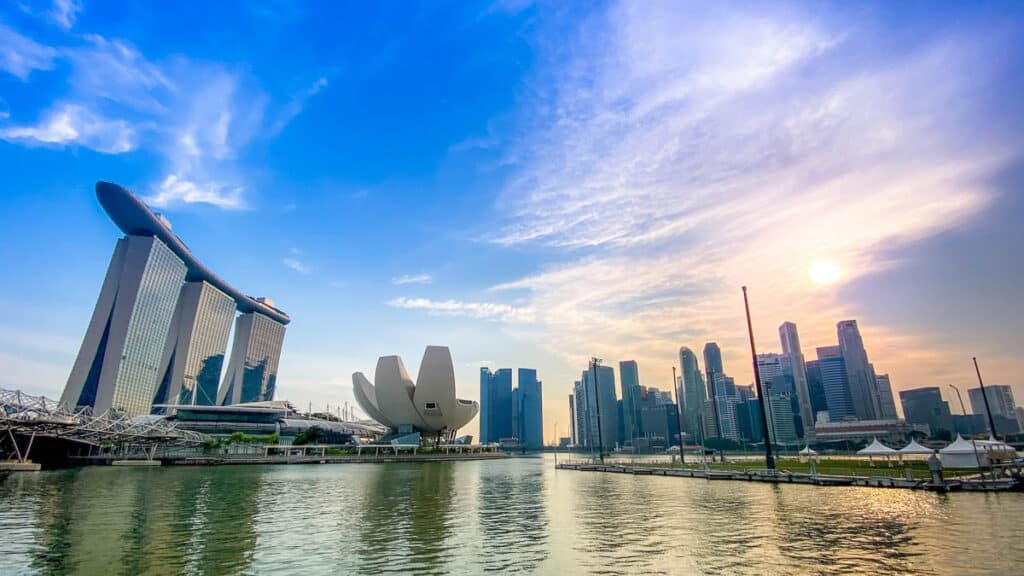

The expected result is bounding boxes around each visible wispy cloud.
[487,1,1014,382]
[282,257,312,274]
[391,273,432,285]
[0,23,322,210]
[0,102,135,153]
[0,23,58,79]
[50,0,82,30]
[389,296,533,322]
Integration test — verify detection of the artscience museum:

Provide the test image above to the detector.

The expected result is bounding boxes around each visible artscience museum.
[353,346,479,442]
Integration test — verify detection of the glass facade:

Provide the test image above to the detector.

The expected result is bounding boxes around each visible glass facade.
[816,346,855,421]
[517,368,543,449]
[111,236,188,415]
[182,282,236,405]
[618,360,641,445]
[220,312,286,405]
[479,368,513,443]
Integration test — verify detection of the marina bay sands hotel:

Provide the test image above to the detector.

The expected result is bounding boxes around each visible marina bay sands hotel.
[60,182,290,416]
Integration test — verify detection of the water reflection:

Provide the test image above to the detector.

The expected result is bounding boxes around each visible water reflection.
[2,456,1024,575]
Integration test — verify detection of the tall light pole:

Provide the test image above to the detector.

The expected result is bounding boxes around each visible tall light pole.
[743,286,775,470]
[672,366,685,464]
[972,357,999,440]
[949,384,983,470]
[590,357,606,464]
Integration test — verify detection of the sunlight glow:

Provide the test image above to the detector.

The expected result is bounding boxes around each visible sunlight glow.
[809,260,842,286]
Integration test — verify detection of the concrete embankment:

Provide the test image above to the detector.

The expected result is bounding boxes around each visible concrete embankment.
[555,462,1022,493]
[71,452,507,468]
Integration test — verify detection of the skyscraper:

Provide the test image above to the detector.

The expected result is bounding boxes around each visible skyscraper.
[899,387,953,437]
[568,393,577,445]
[805,360,829,418]
[874,373,899,420]
[837,320,879,420]
[968,385,1020,434]
[678,347,706,442]
[479,368,513,443]
[779,322,815,440]
[62,235,187,415]
[816,346,855,421]
[217,310,287,405]
[153,281,236,408]
[619,360,642,446]
[579,365,617,450]
[517,368,544,449]
[61,182,291,416]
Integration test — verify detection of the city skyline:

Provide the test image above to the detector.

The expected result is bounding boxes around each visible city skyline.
[2,2,1023,440]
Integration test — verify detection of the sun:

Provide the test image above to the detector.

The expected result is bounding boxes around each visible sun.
[809,259,842,286]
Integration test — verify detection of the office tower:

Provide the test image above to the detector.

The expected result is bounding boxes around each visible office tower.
[153,281,236,408]
[837,320,879,420]
[899,387,953,437]
[703,342,724,437]
[577,366,617,450]
[568,394,577,445]
[62,182,291,416]
[874,374,899,420]
[968,385,1020,434]
[702,399,719,438]
[805,360,829,419]
[619,360,642,445]
[764,391,798,445]
[479,368,513,443]
[817,346,855,421]
[573,380,589,447]
[678,347,707,442]
[738,397,764,442]
[217,311,286,405]
[62,235,188,415]
[779,322,816,439]
[518,369,544,449]
[512,387,520,441]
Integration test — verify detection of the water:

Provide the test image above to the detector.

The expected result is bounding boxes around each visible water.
[1,455,1021,575]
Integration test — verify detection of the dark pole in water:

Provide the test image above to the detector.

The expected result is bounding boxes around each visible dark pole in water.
[591,357,605,464]
[973,357,999,440]
[743,286,775,470]
[673,365,685,464]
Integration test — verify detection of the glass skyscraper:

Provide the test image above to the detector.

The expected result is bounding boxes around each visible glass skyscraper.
[619,360,642,446]
[678,347,706,442]
[153,281,236,408]
[816,346,855,421]
[62,235,187,415]
[479,368,513,443]
[61,182,291,416]
[517,368,543,449]
[837,320,879,420]
[779,322,815,440]
[218,311,287,405]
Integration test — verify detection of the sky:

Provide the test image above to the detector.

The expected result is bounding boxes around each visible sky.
[1,1,1023,442]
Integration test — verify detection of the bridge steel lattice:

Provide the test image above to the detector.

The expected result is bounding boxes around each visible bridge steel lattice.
[1,388,206,464]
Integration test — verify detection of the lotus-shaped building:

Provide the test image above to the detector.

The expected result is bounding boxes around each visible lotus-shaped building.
[353,346,478,436]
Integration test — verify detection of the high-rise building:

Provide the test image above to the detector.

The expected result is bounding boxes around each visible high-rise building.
[153,281,236,408]
[479,368,513,444]
[968,385,1020,434]
[575,366,617,450]
[517,368,544,449]
[61,182,290,416]
[764,391,798,445]
[805,360,829,419]
[619,360,642,446]
[779,322,815,440]
[837,320,879,420]
[678,347,706,442]
[899,387,953,437]
[874,374,899,420]
[217,310,286,405]
[816,346,855,421]
[568,393,577,445]
[62,235,188,416]
[703,342,724,437]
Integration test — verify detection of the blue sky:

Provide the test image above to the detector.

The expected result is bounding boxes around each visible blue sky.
[1,1,1022,440]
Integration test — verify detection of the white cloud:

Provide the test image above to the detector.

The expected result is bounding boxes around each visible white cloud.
[282,257,312,274]
[487,1,1013,383]
[0,23,58,79]
[0,102,135,153]
[389,296,533,323]
[269,76,329,136]
[146,174,245,210]
[50,0,82,30]
[391,273,432,285]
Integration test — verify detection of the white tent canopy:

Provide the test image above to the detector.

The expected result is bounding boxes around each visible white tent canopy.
[798,445,818,456]
[939,435,987,468]
[899,439,934,455]
[857,437,898,457]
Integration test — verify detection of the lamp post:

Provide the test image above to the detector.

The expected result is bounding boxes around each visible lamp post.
[972,357,999,441]
[949,384,983,471]
[590,357,605,464]
[743,286,775,471]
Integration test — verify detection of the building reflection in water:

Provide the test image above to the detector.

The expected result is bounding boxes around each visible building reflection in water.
[476,458,550,573]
